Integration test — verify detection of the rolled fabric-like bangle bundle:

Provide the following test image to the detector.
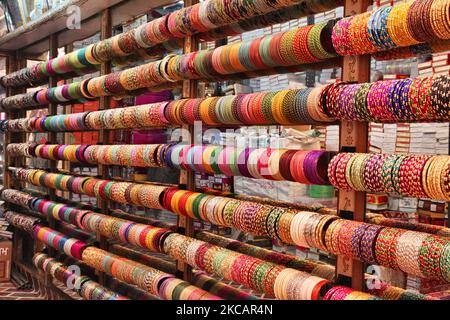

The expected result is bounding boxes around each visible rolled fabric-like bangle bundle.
[323,286,380,300]
[4,211,40,234]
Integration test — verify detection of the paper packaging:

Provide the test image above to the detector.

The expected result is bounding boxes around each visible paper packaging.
[0,240,12,282]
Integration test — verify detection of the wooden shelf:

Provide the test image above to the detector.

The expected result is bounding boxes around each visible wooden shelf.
[0,0,176,57]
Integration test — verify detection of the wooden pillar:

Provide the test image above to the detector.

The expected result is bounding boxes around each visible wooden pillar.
[96,8,112,285]
[177,0,199,283]
[336,0,371,291]
[63,43,74,200]
[47,34,59,258]
[5,53,26,264]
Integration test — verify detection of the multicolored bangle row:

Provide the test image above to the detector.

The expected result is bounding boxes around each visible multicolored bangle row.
[0,21,337,110]
[367,213,450,238]
[33,253,129,300]
[328,153,450,201]
[4,1,450,90]
[332,0,450,56]
[196,231,336,281]
[7,171,450,282]
[5,214,219,300]
[7,190,434,300]
[319,76,450,122]
[10,143,332,185]
[5,210,341,300]
[4,73,450,126]
[0,0,340,89]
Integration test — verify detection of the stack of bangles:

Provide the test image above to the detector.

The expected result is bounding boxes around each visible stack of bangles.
[33,224,88,260]
[328,153,450,201]
[81,246,220,300]
[3,187,335,282]
[28,197,173,254]
[4,211,40,234]
[332,0,450,56]
[33,253,129,300]
[319,76,450,122]
[196,231,336,280]
[5,215,219,300]
[2,198,438,300]
[0,21,337,109]
[4,71,450,130]
[4,0,450,108]
[7,211,367,300]
[164,232,334,300]
[367,213,450,238]
[367,281,435,301]
[7,171,450,282]
[0,0,340,89]
[9,143,332,185]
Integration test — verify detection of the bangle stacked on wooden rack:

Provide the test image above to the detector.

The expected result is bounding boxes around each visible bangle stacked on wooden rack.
[6,171,450,282]
[319,77,450,122]
[2,187,334,281]
[0,23,337,110]
[0,0,342,89]
[33,253,129,300]
[4,0,450,91]
[9,146,450,198]
[331,0,450,56]
[6,212,220,300]
[323,286,379,300]
[366,213,450,238]
[6,210,365,300]
[164,145,331,184]
[2,193,445,300]
[328,153,450,201]
[367,281,435,301]
[4,211,40,234]
[196,231,336,280]
[33,225,88,260]
[4,71,450,127]
[164,232,331,300]
[10,143,333,185]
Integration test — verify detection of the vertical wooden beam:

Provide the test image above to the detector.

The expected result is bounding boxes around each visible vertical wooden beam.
[47,34,59,259]
[177,0,199,283]
[5,53,26,264]
[96,8,112,285]
[63,43,74,200]
[3,54,15,191]
[336,0,371,292]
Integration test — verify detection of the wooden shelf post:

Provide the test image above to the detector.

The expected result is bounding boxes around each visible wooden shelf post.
[177,0,199,283]
[336,0,371,291]
[96,8,112,285]
[47,34,59,258]
[5,52,27,264]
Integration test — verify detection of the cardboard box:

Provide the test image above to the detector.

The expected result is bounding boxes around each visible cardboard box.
[0,240,12,282]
